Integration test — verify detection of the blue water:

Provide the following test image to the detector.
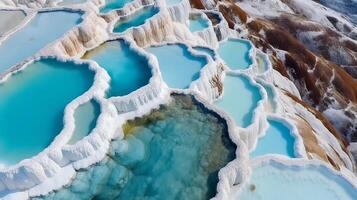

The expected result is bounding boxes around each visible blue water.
[193,46,216,59]
[100,0,133,13]
[83,40,152,97]
[258,81,277,112]
[218,39,253,70]
[146,44,206,89]
[35,94,236,200]
[189,16,209,32]
[166,0,181,6]
[237,160,357,200]
[113,7,159,33]
[214,75,262,128]
[0,11,82,73]
[68,100,101,145]
[0,58,94,165]
[251,119,295,158]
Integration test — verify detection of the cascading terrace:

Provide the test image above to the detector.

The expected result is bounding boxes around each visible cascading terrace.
[0,0,356,199]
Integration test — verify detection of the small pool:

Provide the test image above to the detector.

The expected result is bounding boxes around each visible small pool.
[166,0,181,6]
[258,81,277,113]
[0,10,26,36]
[0,11,82,73]
[113,6,159,33]
[218,39,253,70]
[0,58,94,165]
[83,40,152,97]
[251,119,295,158]
[100,0,133,13]
[214,75,262,128]
[237,160,357,200]
[58,0,86,5]
[256,52,269,73]
[188,14,209,32]
[36,94,236,200]
[204,12,220,26]
[146,44,206,89]
[68,100,101,145]
[193,46,216,60]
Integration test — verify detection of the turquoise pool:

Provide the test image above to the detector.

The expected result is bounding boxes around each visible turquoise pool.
[113,7,159,33]
[188,15,209,32]
[193,46,216,59]
[35,94,236,200]
[146,44,206,89]
[237,160,357,200]
[214,75,262,128]
[218,39,253,70]
[83,40,152,97]
[0,58,94,165]
[0,10,25,36]
[166,0,181,6]
[258,81,277,112]
[0,11,82,73]
[68,100,101,145]
[100,0,133,13]
[251,119,295,158]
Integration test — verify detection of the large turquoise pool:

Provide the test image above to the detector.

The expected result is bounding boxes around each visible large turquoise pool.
[237,160,357,200]
[0,11,82,73]
[113,7,159,33]
[188,15,209,32]
[218,39,253,70]
[214,74,262,128]
[146,44,206,89]
[0,58,94,165]
[35,94,236,200]
[68,100,101,145]
[251,119,295,158]
[0,10,25,36]
[100,0,133,13]
[83,40,152,97]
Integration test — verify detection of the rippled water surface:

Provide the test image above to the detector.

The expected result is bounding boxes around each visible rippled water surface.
[36,94,236,200]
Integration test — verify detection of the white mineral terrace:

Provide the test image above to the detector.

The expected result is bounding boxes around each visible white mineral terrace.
[0,0,356,199]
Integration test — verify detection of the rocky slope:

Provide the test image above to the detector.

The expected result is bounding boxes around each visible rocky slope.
[189,0,357,164]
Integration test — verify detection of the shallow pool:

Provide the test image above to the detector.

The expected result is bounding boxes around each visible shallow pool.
[0,10,26,37]
[193,46,216,59]
[35,94,236,200]
[256,52,269,73]
[214,75,262,128]
[258,81,276,113]
[83,40,152,97]
[237,160,357,200]
[113,7,159,33]
[68,100,101,145]
[0,58,94,165]
[188,15,209,32]
[218,39,253,70]
[0,11,82,73]
[146,44,206,89]
[166,0,181,6]
[251,119,295,158]
[58,0,86,5]
[100,0,133,13]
